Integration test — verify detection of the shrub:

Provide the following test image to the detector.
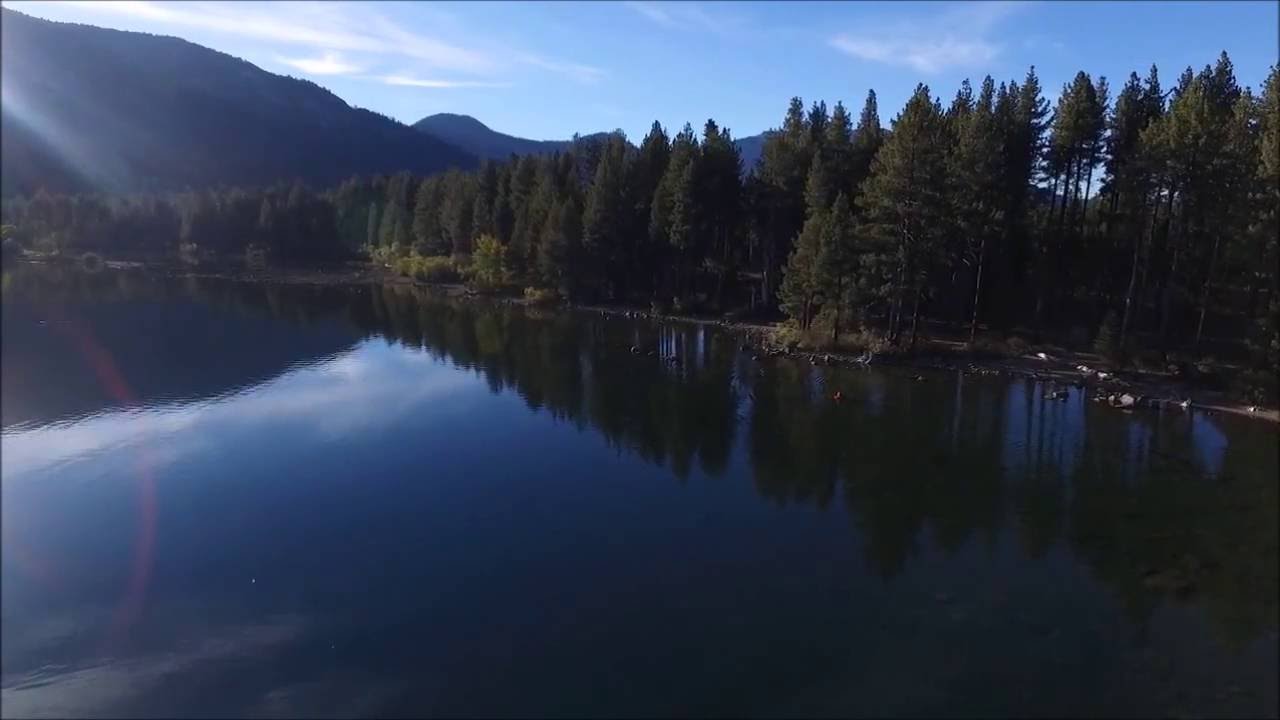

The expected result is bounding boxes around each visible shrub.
[1005,336,1029,356]
[243,245,267,270]
[1234,368,1277,405]
[33,234,61,257]
[1,236,21,262]
[392,254,462,283]
[1094,310,1119,359]
[523,286,560,305]
[470,235,510,291]
[418,255,461,283]
[80,252,105,273]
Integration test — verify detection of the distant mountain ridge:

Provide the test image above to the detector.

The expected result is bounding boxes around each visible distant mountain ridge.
[0,9,477,195]
[0,8,771,195]
[414,112,768,172]
[412,113,591,161]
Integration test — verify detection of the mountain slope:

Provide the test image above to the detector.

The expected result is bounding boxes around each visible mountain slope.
[0,9,476,195]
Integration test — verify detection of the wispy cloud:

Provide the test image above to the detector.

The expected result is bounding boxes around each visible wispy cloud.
[829,1,1028,74]
[51,1,496,73]
[624,1,674,26]
[516,53,606,85]
[29,1,606,85]
[378,75,510,89]
[830,36,999,74]
[277,51,362,76]
[623,0,742,35]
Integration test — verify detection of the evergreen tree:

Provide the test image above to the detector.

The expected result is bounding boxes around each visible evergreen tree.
[632,121,672,295]
[851,90,885,196]
[858,84,950,348]
[950,76,1006,341]
[825,102,855,199]
[652,124,699,300]
[817,192,857,344]
[581,135,630,299]
[1255,66,1280,369]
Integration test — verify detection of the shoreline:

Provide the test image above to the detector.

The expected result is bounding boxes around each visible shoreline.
[23,258,1280,425]
[577,303,1279,426]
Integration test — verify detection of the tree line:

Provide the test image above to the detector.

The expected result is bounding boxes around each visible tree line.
[3,52,1276,369]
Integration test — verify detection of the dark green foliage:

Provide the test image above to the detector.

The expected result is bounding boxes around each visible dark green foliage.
[857,84,951,348]
[1,36,1272,378]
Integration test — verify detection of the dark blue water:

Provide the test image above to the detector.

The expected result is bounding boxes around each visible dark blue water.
[2,266,1276,718]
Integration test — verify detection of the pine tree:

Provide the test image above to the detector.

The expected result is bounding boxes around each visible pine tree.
[632,121,671,294]
[817,192,857,345]
[851,90,885,196]
[581,135,630,299]
[779,150,837,330]
[858,84,950,349]
[365,201,380,250]
[950,76,1006,341]
[1255,66,1280,370]
[778,209,824,331]
[1108,67,1165,351]
[698,119,744,308]
[826,102,855,200]
[538,194,582,296]
[652,123,699,300]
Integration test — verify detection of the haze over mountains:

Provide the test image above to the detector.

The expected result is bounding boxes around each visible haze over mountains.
[0,9,768,195]
[0,9,481,195]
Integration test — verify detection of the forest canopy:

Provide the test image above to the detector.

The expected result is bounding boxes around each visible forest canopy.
[4,53,1277,377]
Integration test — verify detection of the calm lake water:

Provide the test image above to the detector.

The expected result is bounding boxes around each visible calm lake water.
[2,264,1277,718]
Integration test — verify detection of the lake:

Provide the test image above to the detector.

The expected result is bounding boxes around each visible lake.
[2,264,1276,718]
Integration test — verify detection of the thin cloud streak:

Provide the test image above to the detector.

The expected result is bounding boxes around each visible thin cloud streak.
[623,0,742,36]
[277,51,363,76]
[828,1,1029,74]
[40,1,602,84]
[623,1,673,27]
[378,75,511,89]
[516,53,606,85]
[830,35,999,75]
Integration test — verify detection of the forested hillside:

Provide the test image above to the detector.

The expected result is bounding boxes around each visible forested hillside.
[0,9,476,194]
[4,49,1276,392]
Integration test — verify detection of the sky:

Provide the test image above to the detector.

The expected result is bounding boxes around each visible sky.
[4,1,1277,141]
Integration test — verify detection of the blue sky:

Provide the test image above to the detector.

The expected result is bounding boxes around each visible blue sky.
[5,1,1277,141]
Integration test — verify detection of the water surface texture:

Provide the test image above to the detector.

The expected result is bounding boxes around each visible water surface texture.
[2,266,1276,718]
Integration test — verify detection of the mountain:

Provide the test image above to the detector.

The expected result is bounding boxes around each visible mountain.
[734,133,767,174]
[415,113,769,174]
[0,9,477,195]
[413,114,579,161]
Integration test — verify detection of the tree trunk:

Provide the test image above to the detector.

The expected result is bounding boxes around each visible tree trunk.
[909,285,923,351]
[1158,209,1184,349]
[831,274,842,347]
[968,234,986,343]
[889,257,906,344]
[1058,158,1074,231]
[1119,192,1157,352]
[1194,231,1221,350]
[1079,154,1096,242]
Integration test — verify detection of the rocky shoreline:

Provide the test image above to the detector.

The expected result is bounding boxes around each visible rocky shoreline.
[39,259,1277,425]
[580,305,1278,425]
